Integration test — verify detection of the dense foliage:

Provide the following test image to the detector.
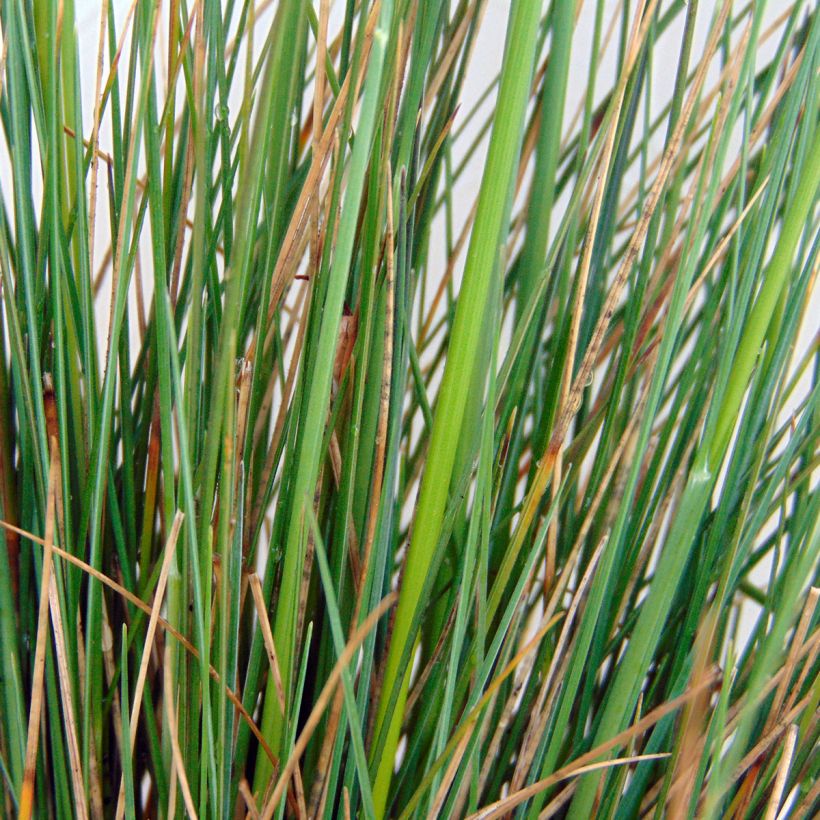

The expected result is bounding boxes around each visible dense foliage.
[0,0,818,817]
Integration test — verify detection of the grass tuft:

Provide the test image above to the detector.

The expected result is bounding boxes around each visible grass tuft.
[0,0,818,817]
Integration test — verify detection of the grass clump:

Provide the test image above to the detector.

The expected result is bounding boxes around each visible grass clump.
[0,0,818,817]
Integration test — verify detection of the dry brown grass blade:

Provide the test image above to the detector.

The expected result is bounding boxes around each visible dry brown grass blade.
[357,164,395,604]
[666,608,719,818]
[239,777,261,820]
[249,572,287,716]
[562,0,624,146]
[74,601,105,818]
[782,591,820,721]
[430,725,474,817]
[163,658,198,819]
[46,545,88,820]
[0,517,278,768]
[406,603,461,719]
[308,161,398,820]
[41,383,89,817]
[0,20,8,96]
[85,0,202,294]
[732,590,817,814]
[721,627,820,739]
[517,0,734,554]
[769,587,818,728]
[310,0,332,275]
[537,781,577,819]
[115,511,183,820]
[424,0,480,109]
[597,13,752,448]
[596,168,767,379]
[408,609,565,818]
[86,0,112,281]
[249,280,309,453]
[100,596,125,773]
[260,592,397,820]
[763,724,798,820]
[234,360,254,481]
[615,1,796,227]
[791,774,820,820]
[638,627,820,818]
[471,754,671,820]
[248,283,311,546]
[545,0,649,590]
[293,765,309,819]
[18,445,59,820]
[510,533,609,793]
[251,1,383,355]
[728,690,814,790]
[102,0,162,368]
[468,673,722,820]
[449,534,573,810]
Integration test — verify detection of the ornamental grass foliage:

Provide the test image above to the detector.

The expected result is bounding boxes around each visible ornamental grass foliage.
[0,0,818,817]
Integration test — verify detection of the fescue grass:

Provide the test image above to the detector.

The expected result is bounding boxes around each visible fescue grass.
[0,0,818,817]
